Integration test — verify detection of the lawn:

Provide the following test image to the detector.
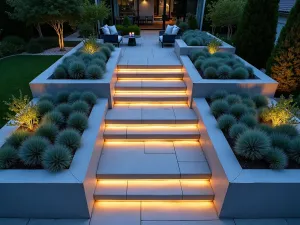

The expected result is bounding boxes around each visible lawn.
[0,55,61,127]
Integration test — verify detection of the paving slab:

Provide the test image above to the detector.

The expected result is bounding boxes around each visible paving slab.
[174,141,206,162]
[94,180,127,200]
[173,107,198,124]
[141,107,176,124]
[90,202,140,225]
[0,219,29,225]
[234,219,288,225]
[141,202,218,221]
[105,107,142,124]
[104,126,127,139]
[179,162,211,179]
[142,220,235,225]
[144,141,175,154]
[28,219,90,225]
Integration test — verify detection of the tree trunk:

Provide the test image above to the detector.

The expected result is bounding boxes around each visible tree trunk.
[50,21,65,51]
[36,23,43,38]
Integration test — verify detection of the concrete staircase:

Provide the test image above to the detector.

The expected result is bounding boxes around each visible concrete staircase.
[93,67,217,223]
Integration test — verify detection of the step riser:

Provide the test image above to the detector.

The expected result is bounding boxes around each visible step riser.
[115,87,187,91]
[105,120,198,125]
[96,174,211,179]
[114,96,188,102]
[117,74,183,79]
[104,134,200,140]
[94,195,214,201]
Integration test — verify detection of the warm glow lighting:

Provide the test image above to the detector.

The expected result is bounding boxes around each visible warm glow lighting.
[118,69,183,73]
[105,124,198,129]
[114,102,188,106]
[115,90,186,95]
[117,78,182,81]
[94,201,213,206]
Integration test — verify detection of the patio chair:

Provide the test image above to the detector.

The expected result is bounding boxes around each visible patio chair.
[99,29,123,47]
[158,30,178,48]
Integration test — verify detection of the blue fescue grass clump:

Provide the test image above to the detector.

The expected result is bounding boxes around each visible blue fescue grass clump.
[210,100,229,118]
[217,114,237,132]
[19,136,50,166]
[225,94,242,105]
[39,93,55,103]
[234,130,270,160]
[287,138,300,164]
[53,65,68,79]
[55,103,73,119]
[68,91,81,103]
[56,129,81,152]
[71,100,90,115]
[269,132,291,152]
[56,91,70,104]
[68,61,86,79]
[275,124,299,138]
[86,65,104,79]
[252,95,269,108]
[35,123,59,143]
[80,91,97,106]
[6,130,31,149]
[229,123,248,139]
[0,146,18,169]
[42,111,65,128]
[67,112,88,132]
[37,100,54,116]
[229,103,248,119]
[42,145,72,172]
[266,148,288,170]
[101,46,111,58]
[210,90,228,101]
[104,43,115,51]
[240,114,258,128]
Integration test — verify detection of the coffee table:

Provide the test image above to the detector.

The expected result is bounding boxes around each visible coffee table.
[123,35,141,46]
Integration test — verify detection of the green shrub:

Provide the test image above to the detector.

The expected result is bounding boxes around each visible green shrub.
[242,98,256,108]
[224,59,238,67]
[39,94,55,103]
[210,100,229,118]
[187,38,201,46]
[240,92,250,99]
[217,114,237,132]
[53,65,68,79]
[266,148,288,170]
[55,103,73,119]
[90,59,106,72]
[81,91,97,106]
[42,111,64,127]
[204,67,218,79]
[86,65,104,79]
[252,95,268,108]
[93,51,107,61]
[210,90,228,101]
[78,23,94,38]
[194,58,205,70]
[56,129,81,152]
[201,58,219,71]
[187,13,198,29]
[6,130,31,149]
[67,112,88,132]
[246,66,255,79]
[26,41,44,53]
[269,132,291,152]
[104,43,115,51]
[217,65,232,79]
[234,130,270,160]
[80,52,93,64]
[71,100,90,115]
[123,16,132,26]
[229,123,248,139]
[229,67,249,79]
[68,61,86,79]
[0,146,18,169]
[56,91,70,104]
[63,55,79,67]
[37,100,54,116]
[36,123,59,143]
[247,107,257,116]
[225,94,242,105]
[240,114,258,128]
[19,136,50,166]
[212,52,231,59]
[229,104,248,119]
[42,145,72,172]
[234,0,278,69]
[257,124,274,134]
[68,92,81,104]
[2,36,25,54]
[275,124,299,138]
[101,46,111,59]
[178,22,188,32]
[287,138,300,164]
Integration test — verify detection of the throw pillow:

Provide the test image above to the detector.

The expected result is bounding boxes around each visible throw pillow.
[108,25,118,35]
[102,25,110,35]
[165,25,174,35]
[172,25,180,35]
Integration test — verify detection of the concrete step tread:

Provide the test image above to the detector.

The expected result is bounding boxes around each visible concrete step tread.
[105,106,198,124]
[115,80,186,91]
[113,93,188,102]
[97,141,211,179]
[91,201,218,223]
[94,180,214,200]
[104,125,200,140]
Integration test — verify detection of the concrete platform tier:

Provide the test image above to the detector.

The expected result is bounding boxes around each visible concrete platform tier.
[94,179,214,201]
[103,124,200,140]
[96,141,211,179]
[105,106,198,124]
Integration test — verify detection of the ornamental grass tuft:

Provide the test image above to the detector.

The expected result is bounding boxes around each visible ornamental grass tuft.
[0,146,18,169]
[42,145,72,172]
[56,129,81,152]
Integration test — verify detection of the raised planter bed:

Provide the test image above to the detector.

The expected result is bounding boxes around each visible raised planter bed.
[193,98,300,218]
[30,42,121,108]
[175,33,236,58]
[180,54,278,106]
[0,98,108,218]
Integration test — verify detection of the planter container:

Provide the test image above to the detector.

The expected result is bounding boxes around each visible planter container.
[175,33,236,58]
[180,55,278,106]
[192,98,300,218]
[0,98,108,218]
[30,42,121,108]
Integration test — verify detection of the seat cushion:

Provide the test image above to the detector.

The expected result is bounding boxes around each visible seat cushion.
[102,25,110,35]
[109,25,118,35]
[159,35,163,42]
[172,25,180,35]
[165,25,174,34]
[118,35,123,42]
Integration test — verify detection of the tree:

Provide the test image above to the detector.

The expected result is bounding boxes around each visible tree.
[235,0,279,69]
[267,0,300,94]
[6,0,43,37]
[206,0,246,39]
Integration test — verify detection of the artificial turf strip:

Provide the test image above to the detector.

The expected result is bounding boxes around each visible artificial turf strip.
[0,55,61,127]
